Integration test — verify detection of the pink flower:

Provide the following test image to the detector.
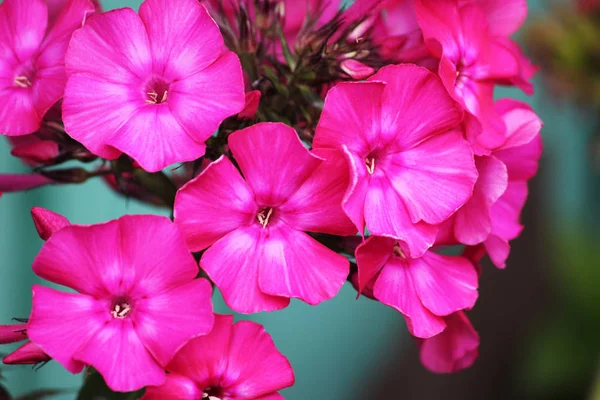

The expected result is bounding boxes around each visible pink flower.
[415,0,523,150]
[3,342,51,366]
[0,0,96,136]
[175,122,356,313]
[238,90,262,119]
[417,311,479,373]
[143,314,294,400]
[355,236,478,338]
[483,101,543,268]
[0,324,27,344]
[62,0,245,172]
[27,214,215,392]
[313,64,477,257]
[446,99,542,246]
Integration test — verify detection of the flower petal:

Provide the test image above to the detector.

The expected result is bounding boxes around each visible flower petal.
[31,206,71,240]
[370,64,464,151]
[175,156,256,251]
[279,150,356,236]
[27,285,110,374]
[201,226,290,314]
[169,51,245,143]
[74,319,166,392]
[384,130,477,225]
[222,321,295,398]
[259,225,349,306]
[364,174,438,258]
[134,279,214,367]
[0,89,41,135]
[313,81,385,156]
[373,258,446,338]
[0,0,47,64]
[138,0,226,80]
[355,236,395,294]
[410,252,478,316]
[167,314,234,389]
[342,147,369,235]
[142,374,201,400]
[494,133,543,182]
[228,122,321,206]
[473,0,527,36]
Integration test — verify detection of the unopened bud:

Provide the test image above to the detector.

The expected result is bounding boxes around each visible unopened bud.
[340,59,375,80]
[31,207,71,241]
[3,341,50,366]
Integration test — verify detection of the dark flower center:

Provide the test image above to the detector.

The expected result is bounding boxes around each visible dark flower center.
[145,78,170,104]
[202,386,224,400]
[257,207,274,228]
[110,299,132,319]
[13,63,36,88]
[392,243,407,259]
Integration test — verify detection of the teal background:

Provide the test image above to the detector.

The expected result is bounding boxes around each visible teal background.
[1,1,599,399]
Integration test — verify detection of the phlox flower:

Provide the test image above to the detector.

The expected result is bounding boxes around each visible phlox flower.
[0,0,96,136]
[27,214,215,392]
[415,0,526,150]
[417,311,479,373]
[355,236,478,338]
[175,122,356,314]
[63,0,245,172]
[313,64,477,257]
[143,314,294,400]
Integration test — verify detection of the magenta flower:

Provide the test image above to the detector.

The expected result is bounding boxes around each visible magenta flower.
[417,311,479,374]
[415,0,526,149]
[444,99,542,257]
[175,122,356,313]
[355,236,478,338]
[0,0,96,136]
[3,342,51,366]
[313,64,477,257]
[143,314,294,400]
[27,214,215,392]
[62,0,245,172]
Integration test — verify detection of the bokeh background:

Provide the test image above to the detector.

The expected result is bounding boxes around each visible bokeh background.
[1,0,599,399]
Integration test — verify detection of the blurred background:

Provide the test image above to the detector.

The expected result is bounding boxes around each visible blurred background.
[1,0,599,399]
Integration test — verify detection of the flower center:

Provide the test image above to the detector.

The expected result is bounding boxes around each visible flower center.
[110,300,132,319]
[257,207,274,228]
[392,243,407,259]
[145,78,170,104]
[365,157,375,174]
[13,63,35,88]
[202,387,224,400]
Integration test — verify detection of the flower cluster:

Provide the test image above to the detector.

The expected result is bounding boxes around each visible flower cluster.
[0,0,542,396]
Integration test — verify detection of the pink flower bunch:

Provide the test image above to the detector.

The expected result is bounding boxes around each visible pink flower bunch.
[0,0,542,396]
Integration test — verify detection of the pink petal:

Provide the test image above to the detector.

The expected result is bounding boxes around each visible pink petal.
[0,90,42,135]
[489,181,527,242]
[222,321,295,398]
[30,206,71,240]
[175,156,256,251]
[279,150,356,236]
[495,99,543,150]
[65,7,152,83]
[453,155,507,245]
[74,319,166,392]
[340,59,375,80]
[494,133,542,181]
[138,0,227,81]
[3,341,50,365]
[228,122,321,205]
[0,324,27,344]
[342,146,369,235]
[472,0,527,36]
[167,315,234,389]
[409,251,479,316]
[355,236,395,294]
[384,130,478,225]
[109,104,207,172]
[364,174,438,258]
[0,0,48,65]
[313,81,386,156]
[373,258,446,338]
[415,0,462,58]
[201,226,290,314]
[11,139,59,164]
[484,234,510,269]
[142,374,202,400]
[0,173,53,192]
[238,90,261,119]
[258,225,349,306]
[419,311,479,373]
[168,51,245,144]
[27,285,110,374]
[370,64,464,151]
[134,279,214,367]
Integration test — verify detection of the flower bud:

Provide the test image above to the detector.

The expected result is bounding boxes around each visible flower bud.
[3,341,50,366]
[31,208,71,241]
[340,59,375,80]
[0,324,27,345]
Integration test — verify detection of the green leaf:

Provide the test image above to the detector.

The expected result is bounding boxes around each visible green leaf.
[77,372,144,400]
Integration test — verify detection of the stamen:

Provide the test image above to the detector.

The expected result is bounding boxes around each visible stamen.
[392,244,407,259]
[146,91,158,104]
[111,302,132,319]
[14,76,32,88]
[257,207,274,228]
[365,157,375,174]
[161,90,168,103]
